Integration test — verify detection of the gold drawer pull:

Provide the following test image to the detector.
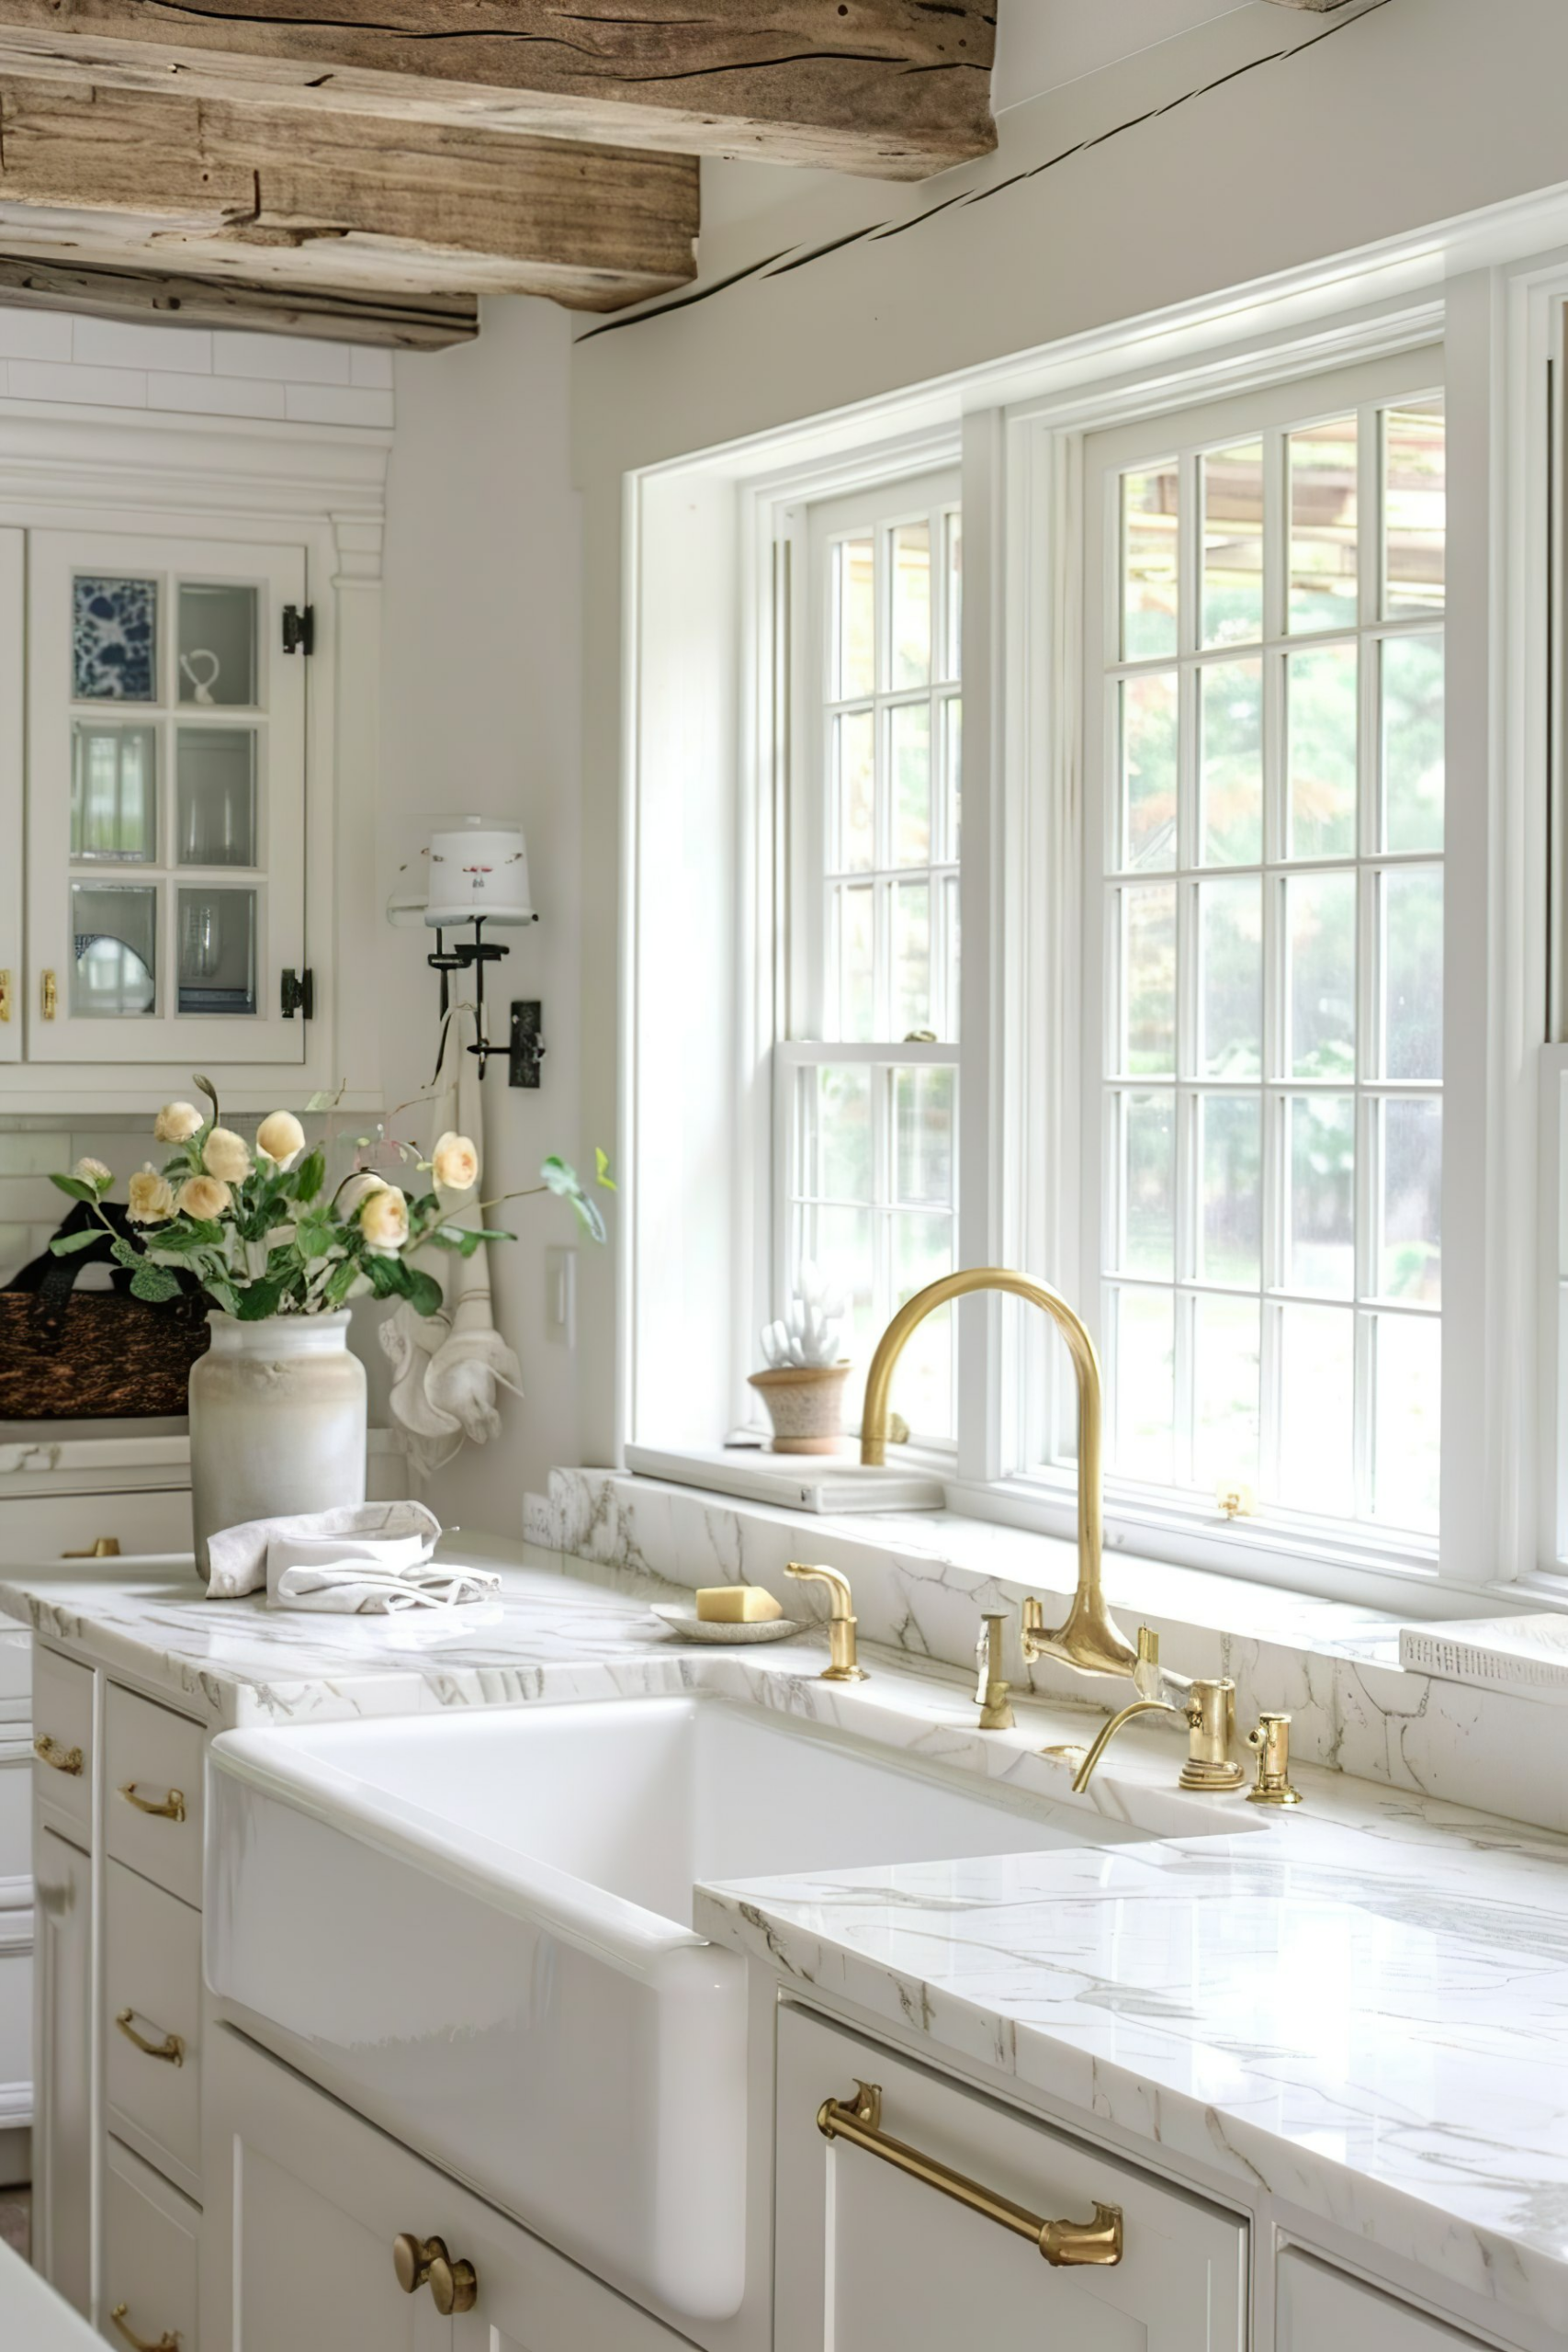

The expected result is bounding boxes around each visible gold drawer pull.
[818,2084,1123,2268]
[110,2304,179,2352]
[63,1536,121,1558]
[116,2008,185,2066]
[41,967,56,1021]
[34,1734,84,1776]
[120,1782,187,1823]
[0,968,9,1023]
[392,2233,479,2315]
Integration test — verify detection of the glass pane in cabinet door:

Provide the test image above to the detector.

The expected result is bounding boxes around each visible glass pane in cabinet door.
[177,728,256,867]
[71,724,156,862]
[71,882,157,1016]
[177,886,255,1014]
[177,583,257,707]
[73,576,157,702]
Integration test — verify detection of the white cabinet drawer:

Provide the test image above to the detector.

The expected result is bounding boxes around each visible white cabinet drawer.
[1278,2249,1487,2352]
[775,2005,1246,2352]
[0,1737,30,1882]
[106,1682,205,1909]
[105,1860,200,2194]
[105,2132,201,2352]
[31,1645,91,1845]
[0,1487,191,1565]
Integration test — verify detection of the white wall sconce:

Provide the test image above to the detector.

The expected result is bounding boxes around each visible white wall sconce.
[388,815,544,1084]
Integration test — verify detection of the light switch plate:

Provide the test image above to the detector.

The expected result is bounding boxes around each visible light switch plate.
[545,1243,576,1345]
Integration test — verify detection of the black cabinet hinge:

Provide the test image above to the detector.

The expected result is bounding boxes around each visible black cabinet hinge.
[280,967,314,1020]
[281,604,315,656]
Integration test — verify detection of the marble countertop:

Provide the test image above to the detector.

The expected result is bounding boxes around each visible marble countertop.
[6,1542,1566,2338]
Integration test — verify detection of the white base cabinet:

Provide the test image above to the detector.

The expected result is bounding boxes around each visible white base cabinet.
[203,2022,701,2352]
[774,2003,1247,2352]
[32,1826,91,2318]
[1278,2248,1492,2352]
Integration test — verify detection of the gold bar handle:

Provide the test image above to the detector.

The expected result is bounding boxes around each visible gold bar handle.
[110,2304,180,2352]
[116,2008,185,2066]
[0,968,9,1023]
[41,967,56,1021]
[818,2084,1122,2268]
[120,1782,186,1823]
[63,1536,121,1558]
[34,1734,84,1776]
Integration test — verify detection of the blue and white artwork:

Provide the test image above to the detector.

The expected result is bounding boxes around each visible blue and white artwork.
[73,576,158,702]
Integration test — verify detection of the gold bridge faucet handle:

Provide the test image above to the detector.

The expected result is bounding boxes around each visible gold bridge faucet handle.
[975,1612,1014,1730]
[1247,1711,1302,1805]
[785,1562,867,1684]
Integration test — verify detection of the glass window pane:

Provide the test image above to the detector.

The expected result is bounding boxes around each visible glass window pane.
[833,710,874,874]
[895,1065,954,1207]
[1118,884,1177,1076]
[1378,1096,1441,1305]
[1278,1304,1354,1518]
[70,882,157,1016]
[1199,1095,1261,1286]
[800,1204,874,1419]
[1287,1095,1356,1298]
[1285,870,1357,1080]
[1193,1294,1260,1494]
[1287,642,1359,858]
[894,1212,954,1435]
[834,883,874,1041]
[803,1064,873,1202]
[74,575,157,702]
[71,723,155,863]
[1372,1311,1440,1531]
[1381,635,1444,853]
[1110,1286,1175,1486]
[1119,672,1178,871]
[1201,441,1264,648]
[834,536,874,700]
[942,695,962,864]
[1384,405,1446,619]
[942,872,961,1046]
[1115,1091,1174,1279]
[176,727,256,868]
[1199,659,1261,865]
[890,524,931,691]
[890,703,931,868]
[1197,876,1262,1080]
[893,879,931,1037]
[942,511,963,682]
[1381,864,1442,1082]
[1121,464,1179,662]
[178,583,256,707]
[1288,415,1358,634]
[177,886,255,1015]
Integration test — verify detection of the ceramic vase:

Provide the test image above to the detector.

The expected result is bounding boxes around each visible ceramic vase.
[747,1362,852,1454]
[189,1309,367,1579]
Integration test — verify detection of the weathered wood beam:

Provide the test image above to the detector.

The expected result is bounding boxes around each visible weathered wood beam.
[0,74,697,311]
[0,253,478,345]
[0,3,994,181]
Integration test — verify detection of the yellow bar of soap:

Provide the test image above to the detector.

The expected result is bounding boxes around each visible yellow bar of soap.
[695,1585,783,1624]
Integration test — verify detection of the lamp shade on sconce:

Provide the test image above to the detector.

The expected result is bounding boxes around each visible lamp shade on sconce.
[385,815,537,930]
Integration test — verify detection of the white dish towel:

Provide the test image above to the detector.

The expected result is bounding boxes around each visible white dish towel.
[206,1500,499,1612]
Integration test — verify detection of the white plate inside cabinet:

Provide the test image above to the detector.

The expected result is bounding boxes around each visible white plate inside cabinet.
[106,1682,205,1909]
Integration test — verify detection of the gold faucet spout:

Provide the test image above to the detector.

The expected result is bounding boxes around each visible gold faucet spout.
[860,1269,1138,1685]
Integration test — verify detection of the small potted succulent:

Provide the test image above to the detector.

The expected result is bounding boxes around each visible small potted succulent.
[749,1263,852,1454]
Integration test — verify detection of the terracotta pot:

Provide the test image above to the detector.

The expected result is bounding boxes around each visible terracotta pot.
[748,1362,851,1454]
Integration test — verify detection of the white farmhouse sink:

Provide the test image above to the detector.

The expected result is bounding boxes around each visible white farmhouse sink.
[205,1695,1117,2323]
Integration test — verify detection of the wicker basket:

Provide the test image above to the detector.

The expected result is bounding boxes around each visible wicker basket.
[0,1210,209,1419]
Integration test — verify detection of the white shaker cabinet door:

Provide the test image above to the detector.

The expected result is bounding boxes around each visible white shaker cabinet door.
[32,1825,93,2318]
[775,2005,1247,2352]
[0,528,21,1068]
[1277,2249,1489,2352]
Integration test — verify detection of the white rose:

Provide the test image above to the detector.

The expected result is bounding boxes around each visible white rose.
[203,1126,252,1183]
[127,1166,175,1225]
[153,1101,203,1144]
[358,1184,410,1256]
[73,1157,112,1190]
[337,1170,388,1217]
[431,1130,479,1193]
[255,1111,306,1171]
[175,1174,231,1222]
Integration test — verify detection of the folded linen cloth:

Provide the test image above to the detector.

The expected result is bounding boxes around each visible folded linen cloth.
[205,1500,443,1600]
[268,1555,502,1615]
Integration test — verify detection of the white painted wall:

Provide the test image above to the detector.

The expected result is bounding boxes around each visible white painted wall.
[379,298,584,1527]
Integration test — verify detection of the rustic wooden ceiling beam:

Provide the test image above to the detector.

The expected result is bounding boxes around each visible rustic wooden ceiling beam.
[0,3,995,181]
[0,74,698,311]
[0,253,478,345]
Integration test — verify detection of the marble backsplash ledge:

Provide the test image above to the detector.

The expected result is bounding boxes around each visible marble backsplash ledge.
[548,1467,1568,1838]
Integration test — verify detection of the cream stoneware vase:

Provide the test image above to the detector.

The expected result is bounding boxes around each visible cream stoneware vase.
[189,1309,367,1579]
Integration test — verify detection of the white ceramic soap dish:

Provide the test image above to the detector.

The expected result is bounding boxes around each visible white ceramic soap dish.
[650,1604,809,1646]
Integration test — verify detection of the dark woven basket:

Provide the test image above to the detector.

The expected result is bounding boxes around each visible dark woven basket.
[0,1204,210,1419]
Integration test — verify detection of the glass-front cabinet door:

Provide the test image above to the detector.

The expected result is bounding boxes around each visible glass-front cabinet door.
[26,529,308,1064]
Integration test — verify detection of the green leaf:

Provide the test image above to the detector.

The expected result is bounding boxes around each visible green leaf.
[233,1276,288,1321]
[323,1258,360,1307]
[293,1218,334,1262]
[49,1228,103,1256]
[129,1262,182,1304]
[365,1252,410,1300]
[204,1281,240,1317]
[570,1192,607,1246]
[540,1155,579,1199]
[49,1173,98,1204]
[292,1148,326,1205]
[109,1236,143,1272]
[402,1267,444,1317]
[192,1073,220,1128]
[595,1147,617,1193]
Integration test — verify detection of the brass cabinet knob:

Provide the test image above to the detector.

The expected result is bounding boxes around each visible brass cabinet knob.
[34,1734,84,1776]
[41,967,56,1021]
[110,2302,179,2351]
[392,2233,437,2295]
[392,2233,477,2313]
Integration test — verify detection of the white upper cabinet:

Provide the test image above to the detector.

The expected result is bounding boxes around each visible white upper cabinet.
[27,527,309,1068]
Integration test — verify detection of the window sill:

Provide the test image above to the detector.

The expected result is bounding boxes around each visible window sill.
[624,1442,947,1516]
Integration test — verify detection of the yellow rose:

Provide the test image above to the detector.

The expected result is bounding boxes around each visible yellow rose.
[431,1131,479,1193]
[153,1101,203,1145]
[203,1126,252,1183]
[73,1156,112,1189]
[175,1174,231,1222]
[358,1184,410,1256]
[255,1111,306,1171]
[127,1166,175,1225]
[337,1170,387,1216]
